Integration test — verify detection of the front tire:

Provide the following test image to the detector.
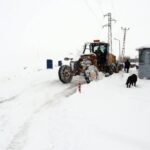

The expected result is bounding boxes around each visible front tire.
[58,65,73,83]
[84,65,99,83]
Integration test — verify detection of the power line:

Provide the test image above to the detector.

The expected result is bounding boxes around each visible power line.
[82,0,105,38]
[103,12,116,53]
[94,0,104,16]
[83,0,99,20]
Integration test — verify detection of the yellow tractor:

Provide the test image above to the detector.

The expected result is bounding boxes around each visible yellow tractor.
[58,40,118,83]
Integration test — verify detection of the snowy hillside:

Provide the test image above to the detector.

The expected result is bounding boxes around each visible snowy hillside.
[0,67,150,150]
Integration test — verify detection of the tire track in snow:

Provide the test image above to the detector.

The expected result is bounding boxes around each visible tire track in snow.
[0,79,65,150]
[0,79,60,105]
[0,95,20,104]
[6,78,84,150]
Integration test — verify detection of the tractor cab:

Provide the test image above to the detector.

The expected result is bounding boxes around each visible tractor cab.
[83,40,109,65]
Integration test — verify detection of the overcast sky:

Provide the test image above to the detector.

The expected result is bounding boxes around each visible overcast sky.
[0,0,150,72]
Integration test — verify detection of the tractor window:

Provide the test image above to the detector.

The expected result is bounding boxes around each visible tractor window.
[93,44,107,53]
[99,45,106,53]
[83,43,91,54]
[93,43,108,65]
[83,42,108,55]
[93,45,100,52]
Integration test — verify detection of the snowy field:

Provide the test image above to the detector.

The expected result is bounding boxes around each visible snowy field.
[0,67,150,150]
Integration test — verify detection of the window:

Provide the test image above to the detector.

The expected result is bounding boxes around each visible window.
[93,44,107,53]
[139,51,145,64]
[99,45,106,53]
[145,51,150,64]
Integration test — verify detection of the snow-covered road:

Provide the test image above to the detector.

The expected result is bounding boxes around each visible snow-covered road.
[0,68,150,150]
[0,68,81,150]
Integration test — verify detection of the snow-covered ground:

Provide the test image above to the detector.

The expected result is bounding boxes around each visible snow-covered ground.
[0,67,150,150]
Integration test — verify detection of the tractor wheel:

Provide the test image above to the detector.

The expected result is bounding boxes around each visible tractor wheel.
[84,65,99,83]
[107,65,114,75]
[104,65,113,76]
[85,75,91,84]
[58,65,73,83]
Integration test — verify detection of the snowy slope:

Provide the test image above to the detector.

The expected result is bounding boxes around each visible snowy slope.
[0,68,150,150]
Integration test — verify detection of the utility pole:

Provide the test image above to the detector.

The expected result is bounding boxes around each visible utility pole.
[103,12,116,54]
[114,38,121,62]
[121,27,129,61]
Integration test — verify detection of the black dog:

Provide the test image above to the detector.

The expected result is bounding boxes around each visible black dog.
[126,74,137,88]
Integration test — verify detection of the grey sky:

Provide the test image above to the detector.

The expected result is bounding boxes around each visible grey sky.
[0,0,150,71]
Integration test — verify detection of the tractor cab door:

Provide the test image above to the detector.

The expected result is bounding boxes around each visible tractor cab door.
[91,42,109,65]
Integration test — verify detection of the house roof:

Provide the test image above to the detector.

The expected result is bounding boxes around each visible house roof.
[136,47,150,51]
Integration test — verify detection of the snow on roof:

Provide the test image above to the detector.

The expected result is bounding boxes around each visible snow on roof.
[136,47,150,51]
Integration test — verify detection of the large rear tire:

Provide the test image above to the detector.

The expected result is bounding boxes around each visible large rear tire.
[84,65,99,83]
[58,65,73,83]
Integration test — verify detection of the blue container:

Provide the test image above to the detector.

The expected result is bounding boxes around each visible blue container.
[47,59,53,69]
[58,60,62,66]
